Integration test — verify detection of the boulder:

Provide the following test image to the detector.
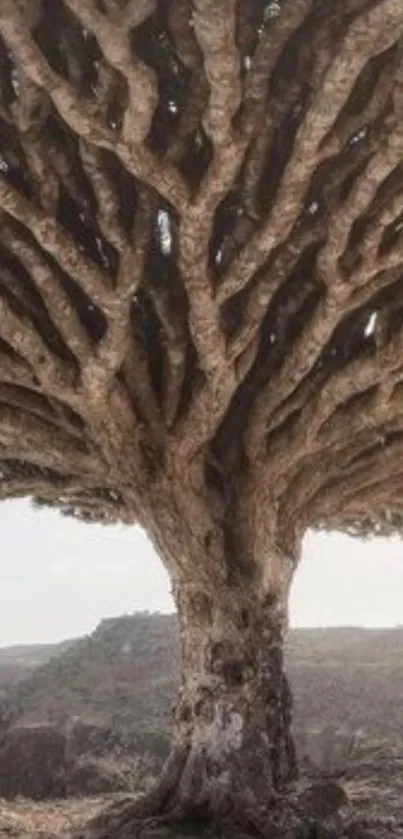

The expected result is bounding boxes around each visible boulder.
[297,780,348,820]
[0,724,67,799]
[67,719,121,759]
[0,722,134,800]
[67,757,131,796]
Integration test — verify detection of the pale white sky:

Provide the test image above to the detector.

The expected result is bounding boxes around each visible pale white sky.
[1,498,403,646]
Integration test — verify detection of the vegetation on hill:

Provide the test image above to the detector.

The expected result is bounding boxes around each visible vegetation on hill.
[2,616,403,836]
[3,614,403,776]
[5,614,179,754]
[0,640,73,689]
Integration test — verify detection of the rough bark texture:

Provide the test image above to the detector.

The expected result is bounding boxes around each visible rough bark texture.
[169,582,297,816]
[0,0,402,833]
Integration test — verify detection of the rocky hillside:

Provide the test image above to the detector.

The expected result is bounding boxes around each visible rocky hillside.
[2,618,403,836]
[4,614,180,759]
[0,640,73,690]
[4,617,403,762]
[287,626,403,755]
[2,616,403,803]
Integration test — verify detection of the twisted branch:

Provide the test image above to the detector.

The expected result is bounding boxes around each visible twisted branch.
[0,0,401,555]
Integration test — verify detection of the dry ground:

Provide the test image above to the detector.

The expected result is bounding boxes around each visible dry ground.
[2,770,403,839]
[0,795,121,838]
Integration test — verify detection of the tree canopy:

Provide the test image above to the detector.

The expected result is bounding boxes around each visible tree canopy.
[0,0,402,546]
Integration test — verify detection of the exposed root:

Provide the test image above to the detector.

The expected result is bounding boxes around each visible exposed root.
[74,756,349,839]
[73,746,190,839]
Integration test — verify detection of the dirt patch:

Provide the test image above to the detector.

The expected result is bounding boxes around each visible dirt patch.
[0,795,118,838]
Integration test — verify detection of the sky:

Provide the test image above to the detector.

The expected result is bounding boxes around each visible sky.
[1,498,403,646]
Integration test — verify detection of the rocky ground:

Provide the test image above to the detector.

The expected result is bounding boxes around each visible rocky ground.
[1,765,403,839]
[0,794,109,838]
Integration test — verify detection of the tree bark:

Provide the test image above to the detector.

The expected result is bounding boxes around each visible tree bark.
[164,576,298,820]
[77,539,301,839]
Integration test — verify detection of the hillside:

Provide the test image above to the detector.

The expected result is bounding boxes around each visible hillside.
[3,614,180,760]
[288,626,403,741]
[0,640,73,691]
[2,618,403,836]
[3,616,403,771]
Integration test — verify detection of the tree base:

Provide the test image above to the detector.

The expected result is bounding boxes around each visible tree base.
[74,750,348,839]
[75,586,347,839]
[74,795,298,839]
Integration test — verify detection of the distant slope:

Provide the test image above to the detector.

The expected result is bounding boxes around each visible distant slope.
[5,614,180,750]
[3,618,403,764]
[0,640,74,690]
[287,627,403,743]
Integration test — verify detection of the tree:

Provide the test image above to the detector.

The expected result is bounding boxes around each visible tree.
[0,0,402,834]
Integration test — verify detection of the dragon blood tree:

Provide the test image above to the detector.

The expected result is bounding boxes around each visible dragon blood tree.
[0,0,402,833]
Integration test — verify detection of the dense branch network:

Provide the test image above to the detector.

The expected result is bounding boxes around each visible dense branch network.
[0,0,402,560]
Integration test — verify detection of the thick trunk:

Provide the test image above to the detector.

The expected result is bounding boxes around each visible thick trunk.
[166,579,297,820]
[77,567,303,839]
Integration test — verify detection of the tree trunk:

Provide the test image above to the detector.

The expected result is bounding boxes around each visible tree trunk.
[77,554,302,839]
[165,578,298,820]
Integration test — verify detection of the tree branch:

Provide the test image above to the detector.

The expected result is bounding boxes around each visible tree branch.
[0,1,189,209]
[0,178,112,309]
[217,0,403,304]
[0,0,402,543]
[63,0,158,144]
[0,406,101,476]
[0,222,92,366]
